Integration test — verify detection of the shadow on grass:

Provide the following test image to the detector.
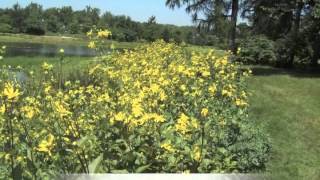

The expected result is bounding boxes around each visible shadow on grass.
[249,65,320,78]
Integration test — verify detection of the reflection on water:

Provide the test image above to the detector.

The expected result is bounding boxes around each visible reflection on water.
[4,42,96,57]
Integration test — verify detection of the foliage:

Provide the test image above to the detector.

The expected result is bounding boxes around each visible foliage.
[0,23,12,33]
[275,35,314,67]
[237,36,277,65]
[24,3,46,35]
[243,0,320,67]
[166,0,240,52]
[0,38,270,178]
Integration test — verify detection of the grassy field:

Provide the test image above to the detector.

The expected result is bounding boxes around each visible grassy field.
[0,33,88,45]
[248,66,320,180]
[0,56,95,75]
[0,33,142,49]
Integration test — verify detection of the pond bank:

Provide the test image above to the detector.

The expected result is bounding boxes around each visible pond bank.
[0,33,142,49]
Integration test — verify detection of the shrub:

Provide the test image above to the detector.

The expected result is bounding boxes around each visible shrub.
[0,39,270,178]
[25,26,46,35]
[0,23,12,33]
[275,34,314,67]
[237,36,277,65]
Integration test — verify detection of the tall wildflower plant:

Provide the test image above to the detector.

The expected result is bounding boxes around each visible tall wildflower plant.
[0,32,270,178]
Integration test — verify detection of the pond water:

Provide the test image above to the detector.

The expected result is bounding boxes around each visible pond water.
[3,42,97,57]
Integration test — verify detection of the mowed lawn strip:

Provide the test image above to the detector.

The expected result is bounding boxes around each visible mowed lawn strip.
[248,66,320,180]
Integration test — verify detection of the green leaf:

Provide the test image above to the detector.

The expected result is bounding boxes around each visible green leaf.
[77,135,90,147]
[89,154,103,173]
[135,164,151,173]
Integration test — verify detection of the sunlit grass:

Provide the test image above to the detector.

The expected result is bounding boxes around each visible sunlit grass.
[0,56,93,73]
[248,66,320,180]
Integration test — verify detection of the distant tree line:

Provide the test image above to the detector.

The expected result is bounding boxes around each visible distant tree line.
[0,3,231,47]
[166,0,320,68]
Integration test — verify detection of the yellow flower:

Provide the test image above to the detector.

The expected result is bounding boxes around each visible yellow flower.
[208,84,217,95]
[16,156,24,162]
[114,112,126,122]
[180,85,187,91]
[88,41,96,49]
[37,134,55,156]
[175,113,189,135]
[86,30,93,37]
[201,108,209,117]
[59,48,64,54]
[150,113,165,123]
[132,102,143,117]
[3,82,20,101]
[159,91,167,101]
[0,104,5,115]
[65,81,71,87]
[191,118,199,129]
[221,58,228,66]
[235,98,247,107]
[222,89,232,97]
[97,29,112,38]
[41,62,53,71]
[44,85,51,94]
[5,154,11,160]
[192,146,201,162]
[21,106,37,119]
[53,101,71,117]
[150,84,160,93]
[160,142,175,153]
[202,71,210,77]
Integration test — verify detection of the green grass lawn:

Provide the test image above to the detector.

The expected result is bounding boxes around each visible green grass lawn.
[248,66,320,180]
[0,33,142,49]
[0,33,88,46]
[0,56,94,74]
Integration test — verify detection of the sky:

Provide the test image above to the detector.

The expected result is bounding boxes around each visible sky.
[1,0,194,26]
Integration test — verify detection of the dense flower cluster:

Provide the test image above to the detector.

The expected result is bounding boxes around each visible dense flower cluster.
[0,40,269,178]
[87,28,112,50]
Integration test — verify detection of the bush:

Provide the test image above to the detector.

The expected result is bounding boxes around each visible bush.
[275,34,314,67]
[0,39,270,178]
[25,26,46,35]
[0,23,12,33]
[237,36,277,65]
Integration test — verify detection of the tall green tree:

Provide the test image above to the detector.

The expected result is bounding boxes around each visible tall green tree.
[243,0,320,67]
[44,8,60,33]
[58,6,74,33]
[306,0,320,67]
[9,3,25,33]
[24,3,45,35]
[166,0,239,52]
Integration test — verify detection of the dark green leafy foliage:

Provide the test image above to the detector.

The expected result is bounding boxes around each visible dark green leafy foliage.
[237,36,277,65]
